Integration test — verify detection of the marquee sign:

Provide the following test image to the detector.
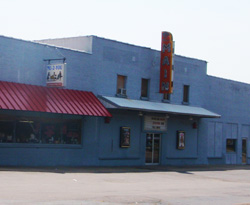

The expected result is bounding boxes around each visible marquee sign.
[144,116,167,131]
[46,64,66,87]
[159,31,174,94]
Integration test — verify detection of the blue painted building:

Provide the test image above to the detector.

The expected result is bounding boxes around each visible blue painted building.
[0,35,248,166]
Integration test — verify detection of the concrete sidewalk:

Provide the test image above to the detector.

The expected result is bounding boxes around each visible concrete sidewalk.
[0,165,250,204]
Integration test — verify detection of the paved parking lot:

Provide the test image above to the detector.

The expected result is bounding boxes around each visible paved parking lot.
[0,165,250,205]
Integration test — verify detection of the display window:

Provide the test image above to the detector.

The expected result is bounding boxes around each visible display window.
[0,116,81,145]
[42,123,61,144]
[62,123,81,144]
[0,121,15,143]
[16,121,40,143]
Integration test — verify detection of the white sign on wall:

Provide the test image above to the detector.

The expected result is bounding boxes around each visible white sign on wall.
[46,64,66,87]
[144,116,167,131]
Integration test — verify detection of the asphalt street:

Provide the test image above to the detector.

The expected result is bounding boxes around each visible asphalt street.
[0,165,250,205]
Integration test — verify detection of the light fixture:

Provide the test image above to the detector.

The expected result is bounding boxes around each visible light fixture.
[104,117,111,124]
[19,120,34,123]
[138,111,143,116]
[193,122,197,129]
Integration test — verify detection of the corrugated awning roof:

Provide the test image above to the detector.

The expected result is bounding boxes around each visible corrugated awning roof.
[99,96,220,118]
[0,81,112,117]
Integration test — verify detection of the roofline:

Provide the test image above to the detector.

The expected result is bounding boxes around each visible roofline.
[90,35,152,50]
[207,74,250,86]
[91,35,207,63]
[0,34,207,62]
[0,34,91,55]
[174,54,207,63]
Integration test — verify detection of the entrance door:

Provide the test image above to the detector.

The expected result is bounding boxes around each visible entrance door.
[145,133,161,164]
[242,139,247,164]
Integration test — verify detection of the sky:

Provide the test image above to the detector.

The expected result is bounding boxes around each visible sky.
[1,0,250,84]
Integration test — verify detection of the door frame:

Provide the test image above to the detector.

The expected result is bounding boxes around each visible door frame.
[145,133,161,165]
[242,138,247,164]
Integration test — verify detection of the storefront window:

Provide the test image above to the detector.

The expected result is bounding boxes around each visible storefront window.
[16,121,40,143]
[0,121,14,143]
[62,123,81,144]
[0,117,81,145]
[41,123,61,144]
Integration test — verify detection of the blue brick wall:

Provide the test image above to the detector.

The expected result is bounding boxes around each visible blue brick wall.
[0,35,250,166]
[0,35,209,107]
[90,36,208,107]
[203,76,250,164]
[0,36,59,86]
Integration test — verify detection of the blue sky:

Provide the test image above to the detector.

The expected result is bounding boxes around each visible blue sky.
[1,0,250,84]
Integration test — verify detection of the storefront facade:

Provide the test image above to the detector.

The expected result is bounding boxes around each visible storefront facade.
[0,34,249,166]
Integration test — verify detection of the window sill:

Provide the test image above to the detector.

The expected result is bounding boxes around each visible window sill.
[0,143,83,149]
[226,152,237,154]
[162,99,170,103]
[166,156,198,159]
[116,94,127,98]
[140,97,149,101]
[207,156,223,159]
[99,157,140,160]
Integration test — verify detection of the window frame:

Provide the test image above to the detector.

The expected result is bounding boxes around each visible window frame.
[162,93,171,103]
[226,139,237,153]
[0,115,82,148]
[182,85,190,104]
[141,78,149,99]
[116,75,127,97]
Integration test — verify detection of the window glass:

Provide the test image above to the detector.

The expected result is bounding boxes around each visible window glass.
[226,139,237,152]
[117,75,127,94]
[16,121,40,143]
[183,85,189,103]
[0,116,82,145]
[141,78,149,98]
[62,122,81,144]
[41,123,61,144]
[0,121,14,143]
[163,93,170,101]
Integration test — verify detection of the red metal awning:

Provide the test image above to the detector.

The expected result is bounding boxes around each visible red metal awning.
[0,81,112,117]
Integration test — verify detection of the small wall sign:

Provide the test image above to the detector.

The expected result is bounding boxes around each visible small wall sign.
[177,131,185,150]
[46,63,66,87]
[120,127,130,148]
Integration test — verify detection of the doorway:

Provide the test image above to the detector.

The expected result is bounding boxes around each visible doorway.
[242,139,247,164]
[145,133,161,165]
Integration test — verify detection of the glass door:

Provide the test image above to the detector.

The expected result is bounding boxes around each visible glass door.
[242,139,247,164]
[145,133,161,165]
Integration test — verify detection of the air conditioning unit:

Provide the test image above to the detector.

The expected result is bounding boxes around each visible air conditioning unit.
[118,88,127,95]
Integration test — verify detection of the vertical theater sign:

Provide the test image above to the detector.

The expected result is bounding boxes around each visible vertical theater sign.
[159,32,174,94]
